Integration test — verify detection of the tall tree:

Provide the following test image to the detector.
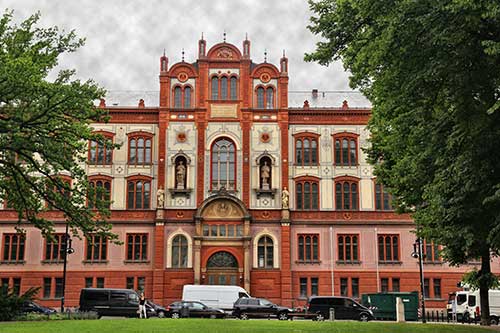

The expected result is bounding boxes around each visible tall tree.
[306,0,500,325]
[0,11,116,241]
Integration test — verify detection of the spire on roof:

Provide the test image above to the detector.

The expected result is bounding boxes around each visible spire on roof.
[264,49,267,63]
[181,48,185,62]
[223,30,226,43]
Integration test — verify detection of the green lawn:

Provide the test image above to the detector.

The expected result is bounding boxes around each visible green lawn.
[0,319,494,333]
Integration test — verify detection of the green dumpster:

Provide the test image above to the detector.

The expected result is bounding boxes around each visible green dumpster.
[361,292,419,321]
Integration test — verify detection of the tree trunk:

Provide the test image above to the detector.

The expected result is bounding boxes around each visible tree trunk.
[479,251,491,326]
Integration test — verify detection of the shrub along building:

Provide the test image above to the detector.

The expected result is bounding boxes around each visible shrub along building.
[1,37,495,309]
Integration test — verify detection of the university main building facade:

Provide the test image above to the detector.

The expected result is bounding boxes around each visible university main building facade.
[1,37,495,309]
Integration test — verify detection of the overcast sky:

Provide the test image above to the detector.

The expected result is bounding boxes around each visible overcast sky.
[4,0,353,93]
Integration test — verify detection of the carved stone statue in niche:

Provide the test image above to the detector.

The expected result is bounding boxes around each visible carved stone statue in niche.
[281,186,290,209]
[260,161,271,190]
[157,186,165,209]
[176,160,186,189]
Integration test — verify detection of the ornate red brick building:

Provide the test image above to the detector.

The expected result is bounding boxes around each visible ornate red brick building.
[1,36,495,309]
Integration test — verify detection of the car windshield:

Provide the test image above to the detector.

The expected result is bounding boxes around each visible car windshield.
[260,299,273,306]
[456,294,467,305]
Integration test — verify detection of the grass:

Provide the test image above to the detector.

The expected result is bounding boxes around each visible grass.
[0,319,495,333]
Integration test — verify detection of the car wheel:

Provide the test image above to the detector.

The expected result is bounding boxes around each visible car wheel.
[157,311,165,318]
[316,313,325,321]
[359,313,370,322]
[490,316,499,325]
[240,313,249,320]
[278,312,289,321]
[463,312,470,323]
[171,312,180,319]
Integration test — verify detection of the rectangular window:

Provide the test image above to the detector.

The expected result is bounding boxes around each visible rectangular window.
[2,234,25,262]
[1,278,9,295]
[433,278,441,299]
[86,235,107,261]
[43,277,51,299]
[299,277,307,298]
[11,278,21,296]
[96,277,105,288]
[351,278,359,298]
[137,277,145,293]
[126,234,148,261]
[85,277,93,288]
[377,234,399,262]
[45,234,66,261]
[126,277,134,290]
[375,183,393,211]
[311,277,319,296]
[337,234,359,262]
[126,276,145,292]
[340,278,348,297]
[88,138,112,165]
[392,278,400,292]
[424,278,430,298]
[381,278,389,292]
[55,277,63,298]
[297,234,319,262]
[424,241,440,262]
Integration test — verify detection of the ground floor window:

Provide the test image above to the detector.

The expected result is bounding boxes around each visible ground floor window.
[126,276,145,293]
[340,277,359,298]
[85,277,105,288]
[299,277,319,298]
[42,277,63,299]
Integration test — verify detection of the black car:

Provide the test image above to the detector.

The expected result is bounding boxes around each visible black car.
[306,296,374,321]
[79,288,140,318]
[21,301,57,315]
[233,297,292,320]
[166,301,225,319]
[146,300,167,318]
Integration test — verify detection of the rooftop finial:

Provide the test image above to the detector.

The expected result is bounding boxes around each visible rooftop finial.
[163,48,166,57]
[223,30,226,43]
[181,48,185,62]
[245,32,248,41]
[283,49,286,57]
[201,32,204,40]
[264,49,267,63]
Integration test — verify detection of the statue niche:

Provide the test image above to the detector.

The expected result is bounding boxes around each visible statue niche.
[169,152,192,199]
[254,154,276,199]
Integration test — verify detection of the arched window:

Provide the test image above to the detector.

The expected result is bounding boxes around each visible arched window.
[184,86,191,108]
[88,132,113,165]
[266,87,274,109]
[211,138,236,190]
[295,179,319,210]
[294,135,319,166]
[333,133,358,166]
[256,87,265,108]
[221,77,228,100]
[174,86,182,108]
[127,178,151,209]
[128,134,152,165]
[172,234,188,268]
[88,177,111,209]
[335,178,359,210]
[230,76,238,100]
[211,77,219,100]
[257,236,274,268]
[375,183,393,210]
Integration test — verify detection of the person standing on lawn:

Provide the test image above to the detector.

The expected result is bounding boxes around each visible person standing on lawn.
[139,293,147,319]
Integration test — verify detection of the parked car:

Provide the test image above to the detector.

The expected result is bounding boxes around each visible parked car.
[306,296,373,321]
[21,301,57,315]
[165,301,225,319]
[146,300,167,318]
[182,285,250,311]
[232,297,292,320]
[79,288,142,318]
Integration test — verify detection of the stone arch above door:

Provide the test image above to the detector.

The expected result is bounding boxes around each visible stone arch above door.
[195,188,251,220]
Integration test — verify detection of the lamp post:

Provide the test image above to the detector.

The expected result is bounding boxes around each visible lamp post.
[60,223,74,313]
[412,237,426,323]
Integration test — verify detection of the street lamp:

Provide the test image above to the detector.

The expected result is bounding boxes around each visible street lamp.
[60,223,75,313]
[412,237,426,323]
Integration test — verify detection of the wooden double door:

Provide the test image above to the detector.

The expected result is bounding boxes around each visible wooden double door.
[205,251,240,286]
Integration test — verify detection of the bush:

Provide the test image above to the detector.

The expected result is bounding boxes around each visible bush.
[0,286,40,321]
[15,311,99,321]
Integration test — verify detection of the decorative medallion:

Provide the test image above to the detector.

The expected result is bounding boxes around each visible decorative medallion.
[342,212,352,220]
[177,72,188,82]
[261,211,270,219]
[260,73,271,83]
[176,211,184,218]
[216,47,234,59]
[176,132,187,143]
[260,132,271,143]
[262,198,270,206]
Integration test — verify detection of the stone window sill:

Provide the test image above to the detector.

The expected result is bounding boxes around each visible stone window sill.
[123,260,150,264]
[82,260,108,264]
[336,260,362,265]
[41,260,64,264]
[295,260,321,265]
[378,260,402,265]
[0,260,25,265]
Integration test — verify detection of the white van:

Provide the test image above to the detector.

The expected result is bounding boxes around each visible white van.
[182,285,250,310]
[455,290,500,324]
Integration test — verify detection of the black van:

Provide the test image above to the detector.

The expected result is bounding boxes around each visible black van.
[79,288,141,317]
[306,296,374,321]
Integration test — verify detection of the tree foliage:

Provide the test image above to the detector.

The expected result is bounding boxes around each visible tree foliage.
[0,286,39,321]
[306,0,500,325]
[0,10,116,241]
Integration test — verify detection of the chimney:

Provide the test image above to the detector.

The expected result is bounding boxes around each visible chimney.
[160,50,168,73]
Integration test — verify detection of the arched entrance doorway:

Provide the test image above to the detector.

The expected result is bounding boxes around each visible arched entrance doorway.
[205,251,239,286]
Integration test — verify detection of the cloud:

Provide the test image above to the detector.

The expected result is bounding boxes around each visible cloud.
[4,0,353,92]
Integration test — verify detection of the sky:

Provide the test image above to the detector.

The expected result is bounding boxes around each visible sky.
[4,0,353,93]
